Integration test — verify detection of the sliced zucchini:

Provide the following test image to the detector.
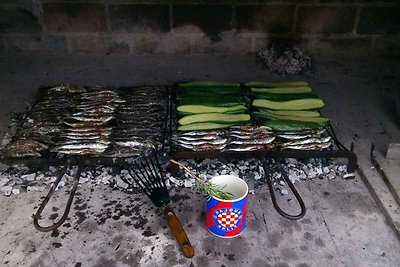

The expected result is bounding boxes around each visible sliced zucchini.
[177,122,234,131]
[252,98,324,110]
[259,109,321,117]
[264,120,325,131]
[252,112,329,125]
[253,93,317,101]
[178,98,245,107]
[245,81,308,88]
[177,105,247,114]
[178,81,240,88]
[178,113,250,126]
[251,87,312,94]
[181,87,241,95]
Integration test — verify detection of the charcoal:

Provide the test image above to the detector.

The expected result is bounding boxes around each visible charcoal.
[343,173,356,180]
[21,173,36,181]
[114,175,129,189]
[280,189,289,196]
[12,188,20,195]
[1,186,12,196]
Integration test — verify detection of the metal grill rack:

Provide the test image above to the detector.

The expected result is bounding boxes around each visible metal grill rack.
[168,84,358,220]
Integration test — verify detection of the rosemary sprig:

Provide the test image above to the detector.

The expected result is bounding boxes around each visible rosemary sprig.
[170,159,234,200]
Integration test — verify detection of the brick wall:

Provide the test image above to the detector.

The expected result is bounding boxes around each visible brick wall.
[0,1,399,55]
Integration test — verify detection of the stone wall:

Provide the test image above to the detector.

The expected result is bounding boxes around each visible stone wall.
[0,1,399,55]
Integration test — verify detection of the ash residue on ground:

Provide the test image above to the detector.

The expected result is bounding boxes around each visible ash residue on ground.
[165,157,353,197]
[257,44,312,75]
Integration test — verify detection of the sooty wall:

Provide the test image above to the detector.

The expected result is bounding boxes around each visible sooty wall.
[0,1,399,55]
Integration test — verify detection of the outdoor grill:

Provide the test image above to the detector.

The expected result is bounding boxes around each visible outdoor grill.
[0,83,358,227]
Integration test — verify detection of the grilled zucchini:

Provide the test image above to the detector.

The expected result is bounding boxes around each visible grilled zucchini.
[253,98,324,110]
[178,113,250,125]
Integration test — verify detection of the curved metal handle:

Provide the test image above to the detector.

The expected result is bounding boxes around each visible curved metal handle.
[32,165,82,232]
[261,158,306,220]
[163,207,194,258]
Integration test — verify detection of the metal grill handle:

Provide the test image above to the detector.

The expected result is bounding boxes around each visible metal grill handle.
[261,157,306,220]
[32,165,82,232]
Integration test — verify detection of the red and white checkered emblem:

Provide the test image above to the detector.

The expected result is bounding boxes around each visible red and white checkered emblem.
[217,212,239,228]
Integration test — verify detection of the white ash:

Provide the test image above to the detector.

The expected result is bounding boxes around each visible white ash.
[0,165,143,197]
[0,157,352,197]
[165,158,353,196]
[257,44,312,75]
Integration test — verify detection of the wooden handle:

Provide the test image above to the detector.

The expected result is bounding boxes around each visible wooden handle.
[163,207,194,258]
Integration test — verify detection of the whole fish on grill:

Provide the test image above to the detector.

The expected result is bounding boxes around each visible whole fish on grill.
[56,149,105,155]
[55,143,109,151]
[101,147,143,158]
[60,135,109,143]
[72,109,115,116]
[2,138,48,158]
[230,125,272,132]
[179,130,225,137]
[275,129,326,136]
[177,138,228,146]
[48,85,86,93]
[277,133,325,140]
[225,143,275,151]
[230,136,276,145]
[75,105,116,112]
[284,142,332,150]
[61,131,111,138]
[229,133,275,140]
[178,143,227,151]
[64,121,109,128]
[281,136,331,146]
[65,127,113,133]
[174,134,219,141]
[70,115,114,123]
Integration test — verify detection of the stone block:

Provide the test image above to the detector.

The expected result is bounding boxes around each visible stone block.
[236,5,294,33]
[109,4,170,33]
[296,6,357,34]
[173,5,232,40]
[0,4,41,32]
[2,34,68,53]
[69,35,130,54]
[358,7,400,34]
[43,3,106,32]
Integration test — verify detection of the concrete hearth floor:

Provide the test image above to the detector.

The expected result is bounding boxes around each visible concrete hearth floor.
[0,53,399,267]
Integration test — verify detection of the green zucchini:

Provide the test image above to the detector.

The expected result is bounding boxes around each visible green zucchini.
[177,90,228,98]
[253,98,324,110]
[178,98,245,107]
[264,120,325,131]
[178,113,250,126]
[253,93,317,101]
[179,81,240,88]
[177,105,247,114]
[245,81,308,88]
[252,112,329,125]
[177,122,234,131]
[251,87,312,94]
[181,87,241,95]
[259,109,321,117]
